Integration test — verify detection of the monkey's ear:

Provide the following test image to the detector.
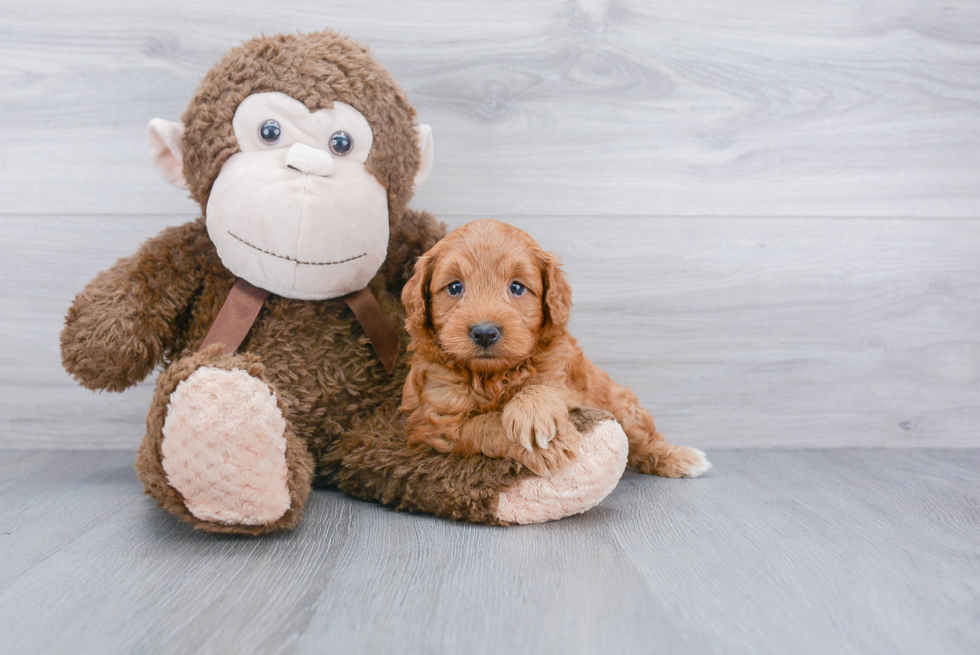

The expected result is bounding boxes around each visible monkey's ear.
[147,118,188,189]
[413,124,434,190]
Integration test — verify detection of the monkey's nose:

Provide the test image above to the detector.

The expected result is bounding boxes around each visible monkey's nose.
[469,323,501,348]
[285,143,334,177]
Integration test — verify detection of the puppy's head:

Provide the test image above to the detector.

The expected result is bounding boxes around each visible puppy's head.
[402,219,572,372]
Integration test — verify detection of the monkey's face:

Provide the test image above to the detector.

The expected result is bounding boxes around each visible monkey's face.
[205,92,389,300]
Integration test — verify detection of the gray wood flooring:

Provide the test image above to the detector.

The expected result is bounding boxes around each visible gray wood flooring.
[1,448,978,655]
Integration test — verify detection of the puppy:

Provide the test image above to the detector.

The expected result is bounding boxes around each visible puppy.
[400,219,711,478]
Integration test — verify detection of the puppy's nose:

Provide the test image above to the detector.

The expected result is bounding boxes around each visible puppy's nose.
[470,323,501,348]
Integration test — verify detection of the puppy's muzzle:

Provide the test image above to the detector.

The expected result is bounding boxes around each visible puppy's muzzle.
[469,323,501,349]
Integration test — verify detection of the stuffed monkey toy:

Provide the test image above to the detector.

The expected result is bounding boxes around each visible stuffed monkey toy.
[61,31,630,535]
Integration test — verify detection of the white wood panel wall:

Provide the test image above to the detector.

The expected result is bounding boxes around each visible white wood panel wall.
[1,0,978,449]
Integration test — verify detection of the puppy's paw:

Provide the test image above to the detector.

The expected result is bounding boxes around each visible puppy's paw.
[635,445,713,478]
[680,448,713,478]
[511,416,582,477]
[501,387,570,452]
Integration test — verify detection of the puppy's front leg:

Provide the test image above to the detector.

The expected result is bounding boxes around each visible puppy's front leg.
[502,385,580,475]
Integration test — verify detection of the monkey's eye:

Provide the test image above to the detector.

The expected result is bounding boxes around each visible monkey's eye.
[447,281,464,296]
[509,282,527,296]
[329,131,353,156]
[259,119,282,144]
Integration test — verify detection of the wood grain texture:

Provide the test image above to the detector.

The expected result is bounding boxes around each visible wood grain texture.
[3,214,978,449]
[1,1,977,450]
[1,449,978,654]
[0,0,978,217]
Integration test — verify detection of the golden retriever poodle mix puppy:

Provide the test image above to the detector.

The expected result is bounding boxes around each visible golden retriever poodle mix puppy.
[400,219,711,479]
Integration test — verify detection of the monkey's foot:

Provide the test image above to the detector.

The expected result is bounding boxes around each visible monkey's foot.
[496,409,628,525]
[161,366,291,526]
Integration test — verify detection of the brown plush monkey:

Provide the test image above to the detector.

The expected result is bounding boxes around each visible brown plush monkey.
[61,31,629,534]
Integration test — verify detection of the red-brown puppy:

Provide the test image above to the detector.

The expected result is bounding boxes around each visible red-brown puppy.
[400,219,711,478]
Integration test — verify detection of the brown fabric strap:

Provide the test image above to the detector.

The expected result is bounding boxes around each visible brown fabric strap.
[342,286,401,374]
[199,279,400,374]
[199,278,270,355]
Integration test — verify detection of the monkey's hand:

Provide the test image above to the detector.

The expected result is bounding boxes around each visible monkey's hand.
[501,386,581,476]
[61,220,209,392]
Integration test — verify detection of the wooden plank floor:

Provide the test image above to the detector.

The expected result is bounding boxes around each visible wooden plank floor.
[1,449,977,655]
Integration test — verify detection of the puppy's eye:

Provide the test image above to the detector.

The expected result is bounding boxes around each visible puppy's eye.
[260,119,282,144]
[447,281,464,296]
[509,281,526,296]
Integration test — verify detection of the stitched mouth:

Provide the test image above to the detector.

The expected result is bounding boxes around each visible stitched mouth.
[227,231,367,266]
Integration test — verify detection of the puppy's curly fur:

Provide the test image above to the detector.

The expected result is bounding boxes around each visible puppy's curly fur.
[401,220,711,478]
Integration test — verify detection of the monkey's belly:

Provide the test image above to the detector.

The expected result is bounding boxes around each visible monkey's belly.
[240,298,410,461]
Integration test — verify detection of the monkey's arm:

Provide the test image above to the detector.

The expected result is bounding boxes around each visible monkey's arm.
[380,209,447,293]
[320,400,527,525]
[61,219,211,392]
[320,402,621,526]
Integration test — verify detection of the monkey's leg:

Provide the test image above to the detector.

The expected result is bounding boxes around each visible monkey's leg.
[136,346,314,535]
[606,382,712,478]
[320,405,628,525]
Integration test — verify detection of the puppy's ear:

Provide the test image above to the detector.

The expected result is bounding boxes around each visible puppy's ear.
[538,250,572,331]
[402,251,435,340]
